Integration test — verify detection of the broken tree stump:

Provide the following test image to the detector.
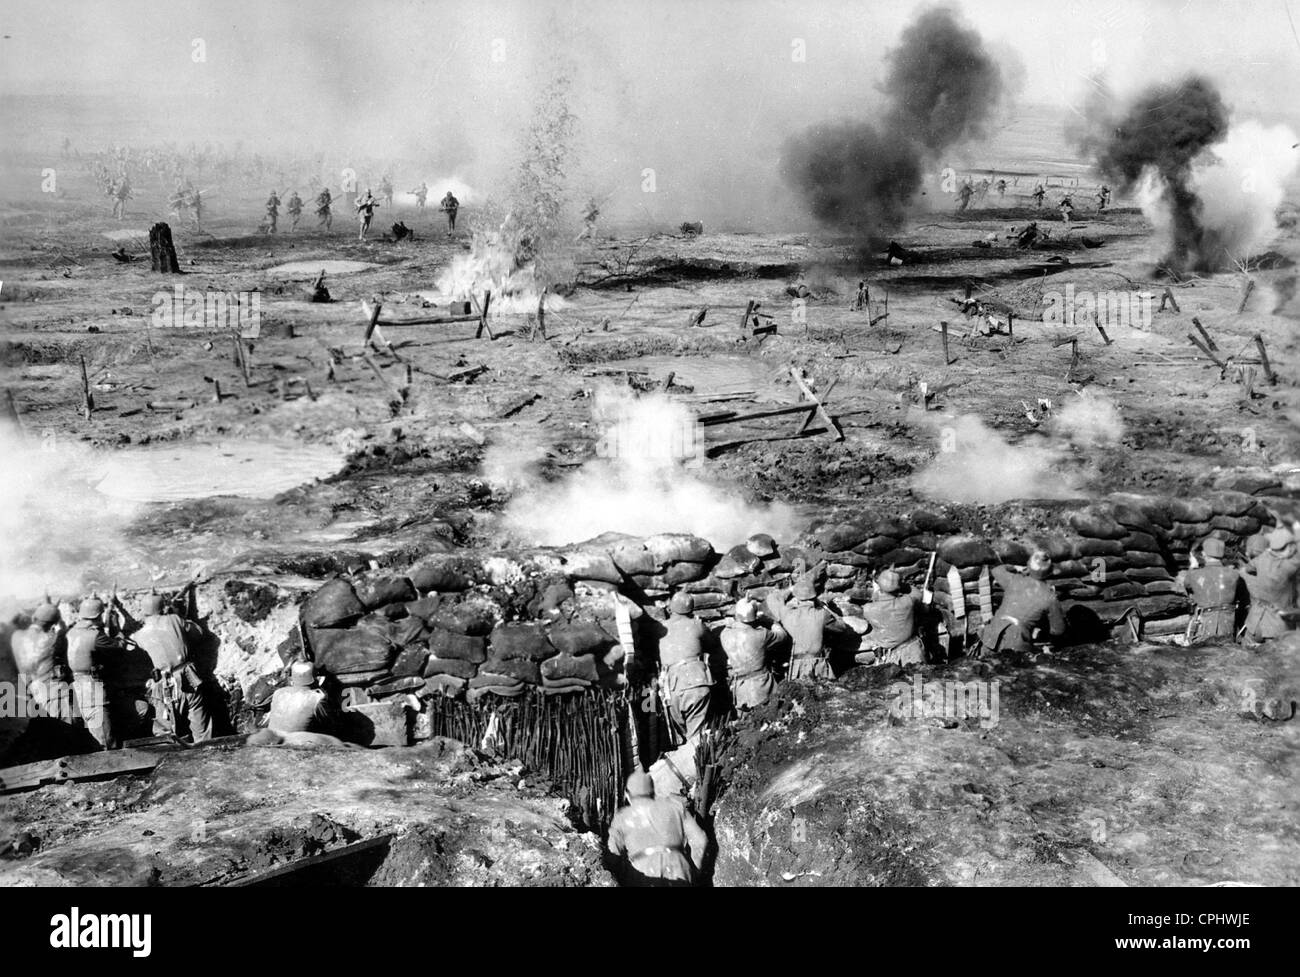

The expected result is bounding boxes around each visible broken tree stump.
[148,222,181,273]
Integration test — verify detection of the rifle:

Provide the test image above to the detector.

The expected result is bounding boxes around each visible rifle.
[920,552,938,605]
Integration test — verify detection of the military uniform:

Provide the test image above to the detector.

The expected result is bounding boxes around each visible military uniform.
[979,565,1066,656]
[9,618,71,719]
[132,612,212,742]
[1182,565,1241,642]
[657,613,713,741]
[66,619,118,748]
[607,788,708,886]
[719,619,778,711]
[1241,546,1300,640]
[775,600,837,681]
[860,592,925,666]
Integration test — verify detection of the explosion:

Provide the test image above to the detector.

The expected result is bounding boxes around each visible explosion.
[781,6,1004,244]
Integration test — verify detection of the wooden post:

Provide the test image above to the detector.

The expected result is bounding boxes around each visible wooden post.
[209,378,223,404]
[1187,333,1228,373]
[363,299,383,348]
[788,367,843,441]
[1238,279,1256,314]
[1092,313,1112,345]
[1006,312,1013,337]
[536,289,547,340]
[474,290,495,340]
[1158,286,1180,314]
[740,300,755,336]
[1254,334,1275,383]
[1191,317,1218,351]
[940,321,951,364]
[1067,338,1079,380]
[79,355,94,419]
[232,333,251,386]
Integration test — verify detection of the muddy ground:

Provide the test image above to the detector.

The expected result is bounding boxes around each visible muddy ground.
[1,154,1298,886]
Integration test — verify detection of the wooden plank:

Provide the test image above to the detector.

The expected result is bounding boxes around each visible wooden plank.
[59,748,162,782]
[697,402,817,427]
[223,835,394,887]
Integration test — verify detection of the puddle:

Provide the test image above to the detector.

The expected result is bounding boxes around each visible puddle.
[607,354,797,401]
[92,439,345,502]
[264,260,378,276]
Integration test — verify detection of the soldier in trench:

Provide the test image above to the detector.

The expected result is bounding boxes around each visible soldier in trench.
[607,771,708,886]
[975,550,1066,659]
[1240,527,1300,641]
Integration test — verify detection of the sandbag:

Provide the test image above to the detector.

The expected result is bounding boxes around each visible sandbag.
[391,645,430,678]
[427,629,487,663]
[563,549,623,584]
[1101,582,1145,601]
[643,533,714,566]
[536,581,575,617]
[542,679,593,695]
[310,617,395,675]
[662,561,708,585]
[1125,566,1174,583]
[1167,499,1214,523]
[879,547,926,567]
[468,685,525,702]
[540,653,601,683]
[911,510,958,534]
[1205,491,1255,518]
[302,578,366,629]
[1027,535,1075,562]
[1124,551,1167,569]
[368,675,425,697]
[390,616,430,648]
[1123,532,1162,553]
[746,534,777,557]
[548,621,612,656]
[689,592,730,610]
[1068,508,1127,540]
[867,516,913,539]
[715,544,762,579]
[937,536,997,567]
[469,672,524,691]
[1074,538,1125,558]
[353,572,417,610]
[479,658,542,684]
[421,674,467,697]
[404,595,443,621]
[377,601,409,621]
[855,535,901,557]
[825,563,858,579]
[422,656,479,680]
[408,554,478,593]
[488,622,555,661]
[431,600,496,636]
[815,522,868,553]
[992,540,1031,565]
[610,543,657,575]
[1168,522,1211,541]
[337,668,392,688]
[1209,514,1260,536]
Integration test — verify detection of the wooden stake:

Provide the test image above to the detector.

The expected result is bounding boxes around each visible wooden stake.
[1238,279,1256,314]
[1254,334,1275,383]
[1187,333,1228,373]
[363,298,383,348]
[940,321,951,364]
[1191,317,1218,351]
[79,355,94,418]
[232,333,250,386]
[1006,312,1014,337]
[788,367,843,441]
[474,290,495,340]
[740,300,756,336]
[1092,313,1112,345]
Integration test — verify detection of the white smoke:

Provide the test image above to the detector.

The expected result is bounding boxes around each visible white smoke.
[0,425,141,601]
[433,220,567,314]
[498,386,798,550]
[912,414,1078,504]
[1137,121,1299,269]
[1051,391,1124,448]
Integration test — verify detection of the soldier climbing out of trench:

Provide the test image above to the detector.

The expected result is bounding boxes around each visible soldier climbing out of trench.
[607,771,708,887]
[128,590,214,743]
[1178,537,1244,644]
[975,550,1066,659]
[1240,527,1300,642]
[65,598,122,749]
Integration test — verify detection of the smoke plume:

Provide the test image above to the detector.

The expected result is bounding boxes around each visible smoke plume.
[495,387,798,550]
[781,6,1004,243]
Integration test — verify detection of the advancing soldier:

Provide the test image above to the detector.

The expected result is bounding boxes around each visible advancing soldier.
[268,661,337,734]
[606,772,709,887]
[1059,193,1074,223]
[995,177,1008,199]
[356,188,380,240]
[655,592,713,743]
[1241,528,1300,641]
[440,190,459,232]
[855,569,925,666]
[719,598,778,712]
[770,576,844,681]
[9,603,71,719]
[380,175,394,209]
[286,190,303,231]
[315,186,333,230]
[956,180,974,212]
[1179,537,1243,643]
[976,550,1066,659]
[188,188,203,228]
[111,176,132,219]
[1032,183,1046,208]
[130,593,213,742]
[265,189,281,233]
[168,178,190,219]
[409,180,428,209]
[65,598,120,749]
[1097,185,1111,211]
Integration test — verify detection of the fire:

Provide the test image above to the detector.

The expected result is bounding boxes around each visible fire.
[433,219,564,314]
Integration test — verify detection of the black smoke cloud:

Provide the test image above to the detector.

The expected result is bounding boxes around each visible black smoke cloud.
[781,6,1003,244]
[1091,76,1229,273]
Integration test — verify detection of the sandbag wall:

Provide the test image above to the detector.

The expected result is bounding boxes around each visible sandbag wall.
[286,489,1282,706]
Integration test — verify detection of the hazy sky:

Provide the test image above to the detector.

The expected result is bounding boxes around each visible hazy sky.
[3,0,1298,223]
